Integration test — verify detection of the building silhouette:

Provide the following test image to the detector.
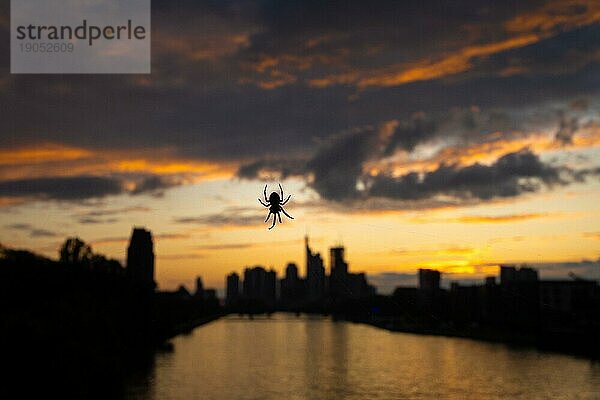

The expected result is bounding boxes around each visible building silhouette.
[329,246,349,301]
[225,237,375,311]
[500,265,539,284]
[243,266,276,309]
[305,236,325,301]
[126,227,155,289]
[280,263,305,306]
[418,268,440,291]
[195,276,204,299]
[226,272,240,306]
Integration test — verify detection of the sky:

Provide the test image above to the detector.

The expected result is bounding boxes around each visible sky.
[1,0,600,293]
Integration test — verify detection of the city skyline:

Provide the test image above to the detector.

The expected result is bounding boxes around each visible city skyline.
[1,1,600,291]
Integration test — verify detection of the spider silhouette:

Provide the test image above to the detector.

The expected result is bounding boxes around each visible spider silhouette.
[258,184,294,230]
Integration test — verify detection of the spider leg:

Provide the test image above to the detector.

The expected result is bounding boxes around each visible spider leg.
[263,185,269,202]
[281,194,292,205]
[277,212,282,223]
[279,183,284,199]
[268,213,277,230]
[258,199,269,207]
[264,211,272,223]
[281,207,294,220]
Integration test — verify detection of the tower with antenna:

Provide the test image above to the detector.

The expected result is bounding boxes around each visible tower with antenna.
[305,235,325,301]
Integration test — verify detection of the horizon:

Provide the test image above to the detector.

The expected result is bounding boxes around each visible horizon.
[2,228,597,296]
[1,0,600,292]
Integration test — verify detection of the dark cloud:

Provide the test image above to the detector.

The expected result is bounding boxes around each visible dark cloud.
[4,223,59,238]
[76,206,151,224]
[237,158,308,180]
[130,175,184,196]
[0,0,599,207]
[240,145,577,205]
[0,176,124,201]
[154,233,191,240]
[81,206,151,217]
[196,243,254,250]
[532,260,600,280]
[174,210,266,227]
[78,217,119,225]
[30,229,58,238]
[369,150,565,201]
[555,111,580,145]
[5,223,31,230]
[307,127,381,200]
[0,174,190,203]
[384,113,437,154]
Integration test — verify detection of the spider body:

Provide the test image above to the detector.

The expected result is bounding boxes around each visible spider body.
[259,184,294,230]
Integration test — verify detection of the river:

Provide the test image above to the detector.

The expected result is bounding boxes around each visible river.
[125,314,600,399]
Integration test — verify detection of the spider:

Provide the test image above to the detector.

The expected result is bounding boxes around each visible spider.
[258,184,294,230]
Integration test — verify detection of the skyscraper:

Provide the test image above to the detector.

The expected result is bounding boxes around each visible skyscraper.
[243,266,276,309]
[226,272,240,306]
[126,227,155,289]
[305,236,325,301]
[195,276,205,299]
[281,263,304,305]
[330,245,349,300]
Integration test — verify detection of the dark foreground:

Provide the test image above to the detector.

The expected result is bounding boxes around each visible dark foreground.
[0,248,221,398]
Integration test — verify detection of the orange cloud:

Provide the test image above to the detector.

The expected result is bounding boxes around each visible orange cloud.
[379,124,600,177]
[263,1,600,90]
[0,144,92,165]
[392,246,477,257]
[583,232,600,240]
[447,213,549,224]
[357,34,541,88]
[505,0,600,34]
[0,143,235,182]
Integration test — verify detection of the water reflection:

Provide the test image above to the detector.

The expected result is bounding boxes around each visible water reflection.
[126,314,600,400]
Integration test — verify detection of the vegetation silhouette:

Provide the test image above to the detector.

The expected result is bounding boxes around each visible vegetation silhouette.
[0,238,222,398]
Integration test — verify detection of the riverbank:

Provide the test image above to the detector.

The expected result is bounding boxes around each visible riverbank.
[160,313,224,341]
[227,311,600,359]
[345,315,600,359]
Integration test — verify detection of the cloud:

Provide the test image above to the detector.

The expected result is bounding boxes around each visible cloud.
[4,223,59,238]
[1,0,600,210]
[368,149,566,202]
[174,211,266,227]
[30,229,58,238]
[157,253,207,260]
[154,233,191,240]
[445,213,549,223]
[80,206,151,218]
[194,238,303,251]
[76,206,151,224]
[78,217,119,225]
[5,223,31,230]
[196,243,255,251]
[130,175,184,196]
[307,127,382,200]
[0,176,124,201]
[391,247,477,257]
[531,259,600,280]
[555,111,580,145]
[89,236,129,245]
[583,232,600,240]
[0,173,194,203]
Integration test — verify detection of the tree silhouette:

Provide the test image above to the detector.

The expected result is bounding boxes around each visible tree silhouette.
[59,237,92,265]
